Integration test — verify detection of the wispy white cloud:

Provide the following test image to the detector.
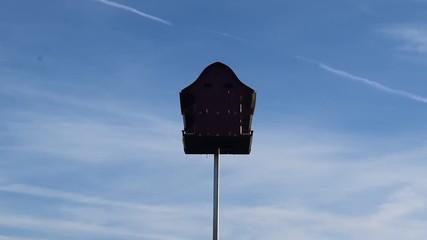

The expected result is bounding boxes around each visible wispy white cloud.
[0,235,49,240]
[0,184,175,212]
[381,25,427,53]
[0,184,209,239]
[2,124,427,240]
[222,134,427,239]
[0,235,51,240]
[227,126,427,195]
[196,27,250,44]
[7,117,180,162]
[221,198,427,240]
[0,82,181,162]
[1,180,426,240]
[92,0,172,26]
[296,56,427,104]
[0,81,179,127]
[0,214,185,240]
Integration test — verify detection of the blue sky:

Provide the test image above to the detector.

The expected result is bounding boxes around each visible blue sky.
[1,0,427,239]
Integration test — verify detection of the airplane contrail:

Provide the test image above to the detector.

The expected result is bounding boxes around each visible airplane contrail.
[297,56,427,104]
[197,27,250,43]
[93,0,172,26]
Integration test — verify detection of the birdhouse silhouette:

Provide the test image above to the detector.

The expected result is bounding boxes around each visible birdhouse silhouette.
[180,62,256,154]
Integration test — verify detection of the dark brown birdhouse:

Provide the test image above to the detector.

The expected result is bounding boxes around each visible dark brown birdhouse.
[180,62,256,154]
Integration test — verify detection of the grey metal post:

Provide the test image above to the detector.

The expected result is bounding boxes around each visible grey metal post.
[213,148,220,240]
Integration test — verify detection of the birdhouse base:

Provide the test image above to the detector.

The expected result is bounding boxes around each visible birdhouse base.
[182,133,253,154]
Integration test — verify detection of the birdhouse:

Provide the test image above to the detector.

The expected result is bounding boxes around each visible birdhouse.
[180,62,256,154]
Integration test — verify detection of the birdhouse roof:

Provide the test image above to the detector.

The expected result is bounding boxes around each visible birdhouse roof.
[180,62,255,94]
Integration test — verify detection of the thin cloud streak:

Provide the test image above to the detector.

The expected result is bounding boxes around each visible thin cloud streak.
[196,27,250,44]
[0,215,184,240]
[0,235,49,240]
[0,235,46,240]
[93,0,172,26]
[319,63,427,104]
[297,56,427,104]
[0,184,177,213]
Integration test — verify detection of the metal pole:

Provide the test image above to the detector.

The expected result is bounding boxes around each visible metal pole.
[213,148,220,240]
